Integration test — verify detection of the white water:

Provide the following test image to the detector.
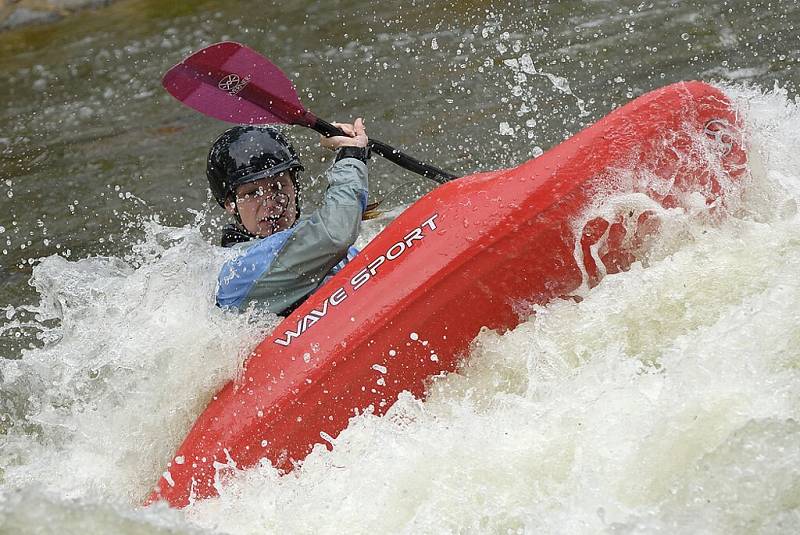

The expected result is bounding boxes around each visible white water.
[2,84,800,534]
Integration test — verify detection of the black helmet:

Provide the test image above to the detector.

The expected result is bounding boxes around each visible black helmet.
[206,125,304,207]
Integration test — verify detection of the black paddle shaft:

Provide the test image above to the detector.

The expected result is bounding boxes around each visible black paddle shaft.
[312,118,458,184]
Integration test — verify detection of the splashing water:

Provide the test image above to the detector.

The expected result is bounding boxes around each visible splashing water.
[503,52,590,119]
[2,84,800,534]
[0,222,281,505]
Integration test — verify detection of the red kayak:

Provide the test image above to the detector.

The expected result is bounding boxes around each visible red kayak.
[148,81,746,508]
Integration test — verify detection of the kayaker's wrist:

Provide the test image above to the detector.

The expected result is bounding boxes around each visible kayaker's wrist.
[335,145,371,164]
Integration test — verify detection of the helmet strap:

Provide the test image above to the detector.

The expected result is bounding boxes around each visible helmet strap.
[231,207,254,238]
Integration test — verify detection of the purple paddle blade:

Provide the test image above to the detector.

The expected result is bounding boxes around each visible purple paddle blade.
[162,41,315,126]
[161,41,458,183]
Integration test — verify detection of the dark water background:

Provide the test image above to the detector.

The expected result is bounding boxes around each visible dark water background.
[0,0,798,357]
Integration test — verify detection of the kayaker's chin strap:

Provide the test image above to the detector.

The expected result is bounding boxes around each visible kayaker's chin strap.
[220,200,256,247]
[220,223,256,247]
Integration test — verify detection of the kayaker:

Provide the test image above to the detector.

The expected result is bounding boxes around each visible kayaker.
[206,118,370,315]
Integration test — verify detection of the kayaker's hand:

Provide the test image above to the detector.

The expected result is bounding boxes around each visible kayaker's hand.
[320,118,368,150]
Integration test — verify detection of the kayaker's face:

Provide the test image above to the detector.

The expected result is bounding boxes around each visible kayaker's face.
[227,173,298,237]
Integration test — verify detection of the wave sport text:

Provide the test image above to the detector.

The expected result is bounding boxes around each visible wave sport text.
[273,214,439,347]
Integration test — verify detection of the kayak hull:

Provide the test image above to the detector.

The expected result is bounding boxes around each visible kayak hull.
[148,81,746,507]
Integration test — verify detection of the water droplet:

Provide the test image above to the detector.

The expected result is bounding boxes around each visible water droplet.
[499,122,515,136]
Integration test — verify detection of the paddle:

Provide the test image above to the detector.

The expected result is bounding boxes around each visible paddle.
[162,41,458,184]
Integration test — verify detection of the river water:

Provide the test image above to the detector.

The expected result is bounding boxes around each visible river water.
[1,1,799,533]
